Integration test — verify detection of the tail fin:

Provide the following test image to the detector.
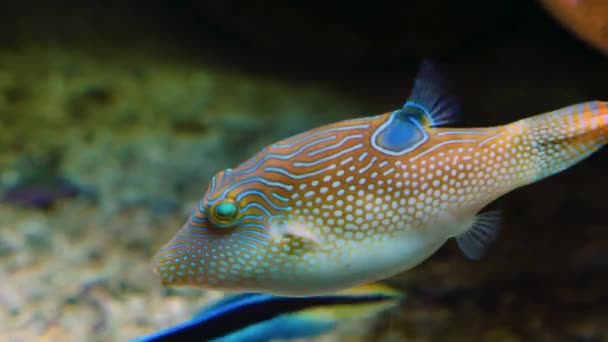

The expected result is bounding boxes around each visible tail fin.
[508,101,607,184]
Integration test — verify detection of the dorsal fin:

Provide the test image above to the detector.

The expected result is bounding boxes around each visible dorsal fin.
[402,60,460,127]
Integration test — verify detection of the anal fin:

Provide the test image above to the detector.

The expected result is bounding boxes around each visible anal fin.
[456,211,501,260]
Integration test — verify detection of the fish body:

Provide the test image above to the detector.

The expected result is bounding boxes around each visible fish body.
[134,282,401,342]
[153,61,607,296]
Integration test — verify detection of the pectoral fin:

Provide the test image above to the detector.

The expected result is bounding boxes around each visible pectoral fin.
[456,211,501,260]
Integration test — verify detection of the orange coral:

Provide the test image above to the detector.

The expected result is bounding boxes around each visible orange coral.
[539,0,608,55]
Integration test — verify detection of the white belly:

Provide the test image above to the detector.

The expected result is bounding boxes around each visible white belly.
[270,218,473,296]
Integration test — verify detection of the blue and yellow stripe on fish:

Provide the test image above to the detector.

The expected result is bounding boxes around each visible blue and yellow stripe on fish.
[134,282,402,342]
[153,60,607,296]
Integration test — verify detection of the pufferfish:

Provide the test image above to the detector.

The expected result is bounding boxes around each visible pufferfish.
[153,61,607,296]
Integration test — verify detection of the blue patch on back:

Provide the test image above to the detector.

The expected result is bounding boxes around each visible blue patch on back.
[369,60,460,156]
[371,110,428,156]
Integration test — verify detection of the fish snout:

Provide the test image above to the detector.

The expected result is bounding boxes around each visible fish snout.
[151,231,190,286]
[151,213,215,287]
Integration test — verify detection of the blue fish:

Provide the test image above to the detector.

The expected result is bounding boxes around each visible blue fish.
[134,282,402,342]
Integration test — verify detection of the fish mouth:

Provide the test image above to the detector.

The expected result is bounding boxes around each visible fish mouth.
[151,246,174,282]
[151,241,178,285]
[151,258,160,276]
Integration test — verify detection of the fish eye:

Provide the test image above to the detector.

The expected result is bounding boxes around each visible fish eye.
[215,201,237,219]
[210,200,239,227]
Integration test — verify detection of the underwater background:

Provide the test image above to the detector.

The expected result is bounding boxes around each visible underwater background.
[0,1,607,341]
